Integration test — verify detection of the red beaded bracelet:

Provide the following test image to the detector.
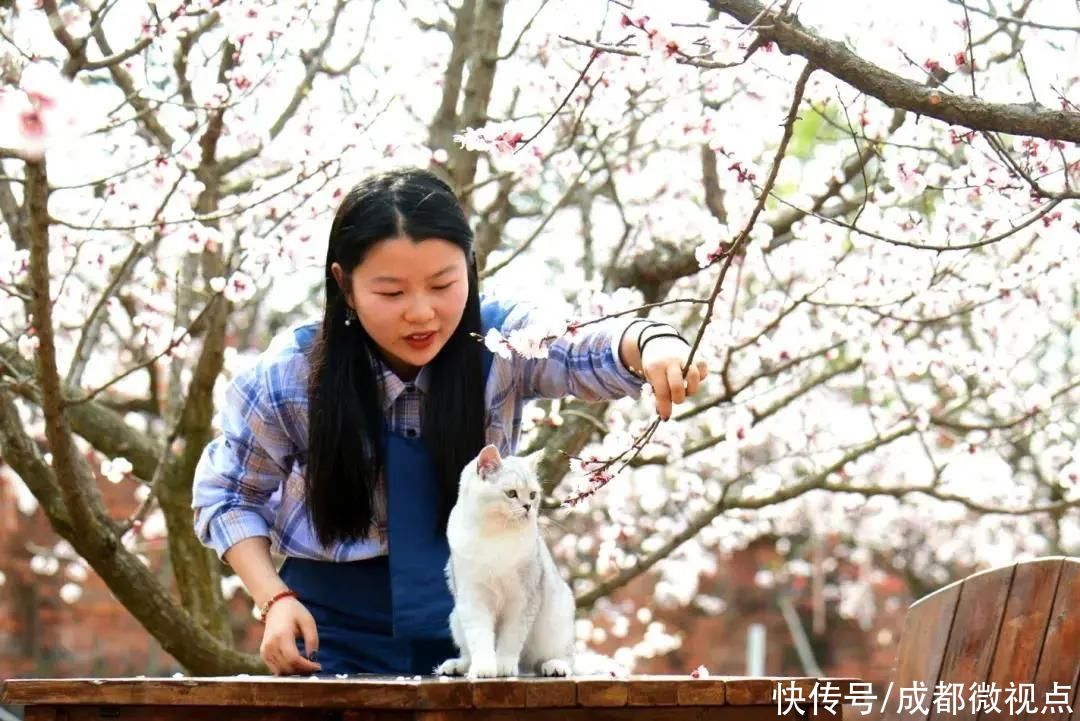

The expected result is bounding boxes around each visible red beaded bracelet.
[258,590,298,623]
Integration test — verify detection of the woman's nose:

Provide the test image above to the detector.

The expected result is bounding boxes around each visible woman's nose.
[403,294,435,322]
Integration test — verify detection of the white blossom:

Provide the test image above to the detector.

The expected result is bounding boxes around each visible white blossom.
[17,334,39,360]
[59,583,84,604]
[100,457,133,484]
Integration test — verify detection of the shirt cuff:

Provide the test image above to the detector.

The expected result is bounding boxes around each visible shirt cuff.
[207,509,273,561]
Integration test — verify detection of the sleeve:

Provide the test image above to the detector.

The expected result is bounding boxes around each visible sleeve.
[501,302,645,402]
[192,360,296,560]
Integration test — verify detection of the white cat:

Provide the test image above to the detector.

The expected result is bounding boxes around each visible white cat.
[435,445,613,679]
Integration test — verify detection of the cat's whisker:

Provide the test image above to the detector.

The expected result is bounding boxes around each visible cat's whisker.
[538,514,571,533]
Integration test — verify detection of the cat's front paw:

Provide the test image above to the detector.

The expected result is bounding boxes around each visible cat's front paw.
[495,656,520,676]
[466,657,498,679]
[435,657,469,676]
[539,659,572,677]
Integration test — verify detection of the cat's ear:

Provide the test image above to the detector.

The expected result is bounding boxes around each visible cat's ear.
[476,444,502,480]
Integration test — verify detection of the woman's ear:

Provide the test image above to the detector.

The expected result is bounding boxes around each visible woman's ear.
[330,262,353,307]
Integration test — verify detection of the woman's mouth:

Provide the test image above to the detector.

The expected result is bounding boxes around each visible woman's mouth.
[404,331,436,350]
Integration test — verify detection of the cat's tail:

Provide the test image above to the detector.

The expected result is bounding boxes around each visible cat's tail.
[572,650,630,678]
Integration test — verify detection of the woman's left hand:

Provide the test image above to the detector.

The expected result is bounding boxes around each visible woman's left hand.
[639,336,709,420]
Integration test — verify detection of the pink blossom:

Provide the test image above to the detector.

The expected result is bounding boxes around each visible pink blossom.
[17,334,39,361]
[695,232,731,268]
[506,327,552,359]
[453,123,526,157]
[223,272,256,303]
[483,328,514,359]
[0,63,79,159]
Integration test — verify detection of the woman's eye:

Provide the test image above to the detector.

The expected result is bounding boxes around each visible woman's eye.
[376,291,402,298]
[506,490,517,498]
[432,282,455,291]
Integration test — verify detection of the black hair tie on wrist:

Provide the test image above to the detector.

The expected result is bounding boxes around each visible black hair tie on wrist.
[638,331,689,357]
[626,319,666,333]
[620,320,659,379]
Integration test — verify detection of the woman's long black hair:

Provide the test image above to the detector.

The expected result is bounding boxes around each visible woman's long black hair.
[305,169,485,547]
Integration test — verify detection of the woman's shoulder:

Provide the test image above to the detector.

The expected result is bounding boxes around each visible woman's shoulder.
[265,320,320,359]
[234,320,319,404]
[480,293,522,332]
[481,294,566,336]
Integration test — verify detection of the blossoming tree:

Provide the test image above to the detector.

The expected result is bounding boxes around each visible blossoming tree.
[0,0,1077,672]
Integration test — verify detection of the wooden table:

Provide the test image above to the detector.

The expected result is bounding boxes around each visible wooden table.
[2,675,855,720]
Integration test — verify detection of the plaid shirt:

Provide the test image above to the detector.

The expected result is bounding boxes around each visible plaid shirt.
[192,298,643,562]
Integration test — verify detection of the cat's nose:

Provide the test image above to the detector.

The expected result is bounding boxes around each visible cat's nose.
[523,503,531,512]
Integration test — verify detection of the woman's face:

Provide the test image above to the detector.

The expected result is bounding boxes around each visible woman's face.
[333,235,469,380]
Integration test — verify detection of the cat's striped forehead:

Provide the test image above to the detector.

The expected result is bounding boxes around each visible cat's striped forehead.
[487,456,540,490]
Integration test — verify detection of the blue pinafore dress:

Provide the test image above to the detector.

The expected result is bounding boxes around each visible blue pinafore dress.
[279,301,512,675]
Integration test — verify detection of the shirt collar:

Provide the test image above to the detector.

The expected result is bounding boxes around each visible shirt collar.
[375,355,431,411]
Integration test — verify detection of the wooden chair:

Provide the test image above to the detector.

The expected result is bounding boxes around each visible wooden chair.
[882,556,1079,721]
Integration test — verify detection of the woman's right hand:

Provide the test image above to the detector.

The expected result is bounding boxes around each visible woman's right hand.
[260,596,322,675]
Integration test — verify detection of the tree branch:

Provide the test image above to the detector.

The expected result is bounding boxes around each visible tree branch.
[428,0,477,155]
[67,171,184,389]
[0,175,28,250]
[561,35,742,70]
[26,159,108,531]
[480,149,595,277]
[451,0,508,204]
[536,399,611,496]
[173,12,221,110]
[1,386,261,673]
[0,389,74,534]
[1,345,165,481]
[685,63,814,369]
[41,0,88,78]
[83,37,153,72]
[701,144,727,223]
[636,353,860,467]
[17,164,244,668]
[91,24,175,150]
[944,0,1080,32]
[605,240,706,290]
[267,0,347,141]
[576,423,917,608]
[706,0,1080,143]
[65,293,221,407]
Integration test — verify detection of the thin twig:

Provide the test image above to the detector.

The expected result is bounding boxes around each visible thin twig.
[561,63,815,506]
[517,45,605,152]
[63,295,223,407]
[961,2,977,97]
[118,489,158,535]
[481,145,599,278]
[944,0,1080,31]
[560,35,741,70]
[684,63,814,372]
[766,188,1065,250]
[834,91,871,226]
[571,298,712,331]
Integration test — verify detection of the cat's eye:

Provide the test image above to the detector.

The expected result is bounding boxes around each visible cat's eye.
[506,490,517,498]
[529,491,537,500]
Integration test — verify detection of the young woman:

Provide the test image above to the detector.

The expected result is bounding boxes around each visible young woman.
[192,168,708,676]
